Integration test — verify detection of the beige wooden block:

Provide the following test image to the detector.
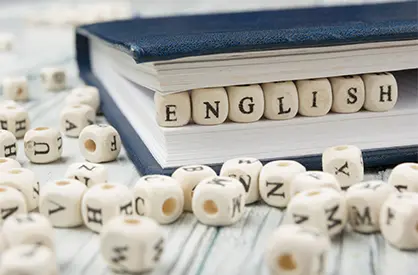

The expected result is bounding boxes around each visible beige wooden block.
[0,130,17,158]
[227,84,264,123]
[362,72,398,112]
[0,104,30,138]
[330,75,365,113]
[296,78,332,117]
[154,91,191,127]
[60,104,95,137]
[24,127,62,164]
[388,162,418,192]
[191,87,228,125]
[262,81,298,120]
[2,76,29,101]
[40,67,66,91]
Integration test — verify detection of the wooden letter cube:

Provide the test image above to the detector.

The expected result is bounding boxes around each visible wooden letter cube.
[296,78,332,117]
[0,130,17,158]
[100,215,165,274]
[286,188,347,237]
[81,183,133,233]
[191,87,228,125]
[2,76,28,101]
[65,162,108,188]
[259,160,306,208]
[134,175,184,224]
[65,86,100,113]
[388,162,418,192]
[0,104,30,138]
[227,84,264,123]
[362,72,398,112]
[262,81,299,120]
[265,224,330,275]
[346,181,398,233]
[171,165,217,212]
[40,67,66,91]
[39,179,87,228]
[290,171,341,198]
[79,124,121,163]
[24,127,62,164]
[0,186,27,224]
[60,104,95,137]
[0,33,14,51]
[322,145,364,190]
[380,192,418,250]
[330,75,365,113]
[154,91,191,127]
[192,176,246,226]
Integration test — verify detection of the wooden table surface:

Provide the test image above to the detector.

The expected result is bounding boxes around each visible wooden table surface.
[0,1,416,275]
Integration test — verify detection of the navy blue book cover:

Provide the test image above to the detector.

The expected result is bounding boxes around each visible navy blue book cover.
[76,1,418,175]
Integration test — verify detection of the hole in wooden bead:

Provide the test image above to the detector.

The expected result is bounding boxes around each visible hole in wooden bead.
[124,218,140,225]
[17,88,23,96]
[306,191,321,196]
[102,184,114,190]
[72,105,81,109]
[8,169,22,174]
[0,187,7,192]
[84,139,96,152]
[278,162,290,167]
[277,253,297,271]
[162,198,177,216]
[35,127,48,131]
[6,106,15,109]
[0,158,8,163]
[56,181,70,186]
[203,200,218,215]
[334,146,348,151]
[410,164,418,171]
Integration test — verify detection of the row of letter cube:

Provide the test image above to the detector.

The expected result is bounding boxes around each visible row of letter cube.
[156,72,398,127]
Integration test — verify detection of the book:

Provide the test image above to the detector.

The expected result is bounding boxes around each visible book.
[76,1,418,175]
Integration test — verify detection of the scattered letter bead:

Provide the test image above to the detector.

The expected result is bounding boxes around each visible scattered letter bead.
[362,72,398,112]
[65,162,108,188]
[134,175,184,224]
[380,192,418,250]
[24,127,62,163]
[0,186,27,224]
[322,145,364,190]
[261,81,299,120]
[60,104,95,137]
[388,162,418,192]
[0,157,20,171]
[192,176,246,226]
[100,215,165,274]
[265,224,330,275]
[286,187,347,237]
[65,86,100,113]
[154,91,191,127]
[2,213,55,249]
[39,179,87,228]
[79,124,121,163]
[296,78,332,117]
[220,157,262,204]
[330,75,365,113]
[2,76,29,101]
[0,33,14,51]
[40,67,66,91]
[346,181,397,233]
[227,84,264,123]
[171,165,217,212]
[259,160,306,208]
[0,168,39,211]
[290,171,341,197]
[0,130,17,158]
[0,244,58,275]
[191,87,228,125]
[0,104,30,138]
[82,183,133,233]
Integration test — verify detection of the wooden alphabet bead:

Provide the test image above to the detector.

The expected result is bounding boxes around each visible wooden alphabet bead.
[40,67,66,91]
[286,188,347,237]
[380,192,418,250]
[0,168,39,211]
[388,163,418,192]
[330,75,365,113]
[191,87,228,125]
[261,81,299,120]
[65,162,108,188]
[100,215,165,274]
[0,33,14,51]
[227,84,264,123]
[2,76,29,101]
[290,171,341,198]
[2,213,55,249]
[0,104,30,138]
[220,157,262,204]
[134,175,184,224]
[0,186,27,224]
[24,127,62,163]
[259,160,306,208]
[296,78,332,117]
[81,183,134,233]
[265,224,330,275]
[346,181,397,233]
[362,72,398,112]
[60,104,95,137]
[322,145,364,190]
[192,176,246,226]
[171,165,216,212]
[65,86,100,113]
[0,130,17,158]
[0,157,20,171]
[79,124,121,163]
[154,91,191,127]
[0,244,58,275]
[39,179,87,228]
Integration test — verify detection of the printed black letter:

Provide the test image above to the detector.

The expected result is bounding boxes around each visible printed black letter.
[153,238,164,261]
[386,207,395,225]
[165,105,177,122]
[266,181,285,198]
[48,200,66,216]
[33,142,50,155]
[325,204,342,230]
[379,85,392,102]
[135,197,145,216]
[311,91,318,107]
[238,97,255,114]
[277,96,291,114]
[110,136,117,151]
[231,194,242,218]
[120,201,133,215]
[86,206,102,225]
[65,120,77,131]
[204,101,220,119]
[293,213,309,224]
[1,206,18,220]
[346,87,358,104]
[229,173,251,192]
[111,246,128,265]
[15,119,26,132]
[183,165,203,172]
[334,161,350,177]
[3,143,17,158]
[352,206,373,226]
